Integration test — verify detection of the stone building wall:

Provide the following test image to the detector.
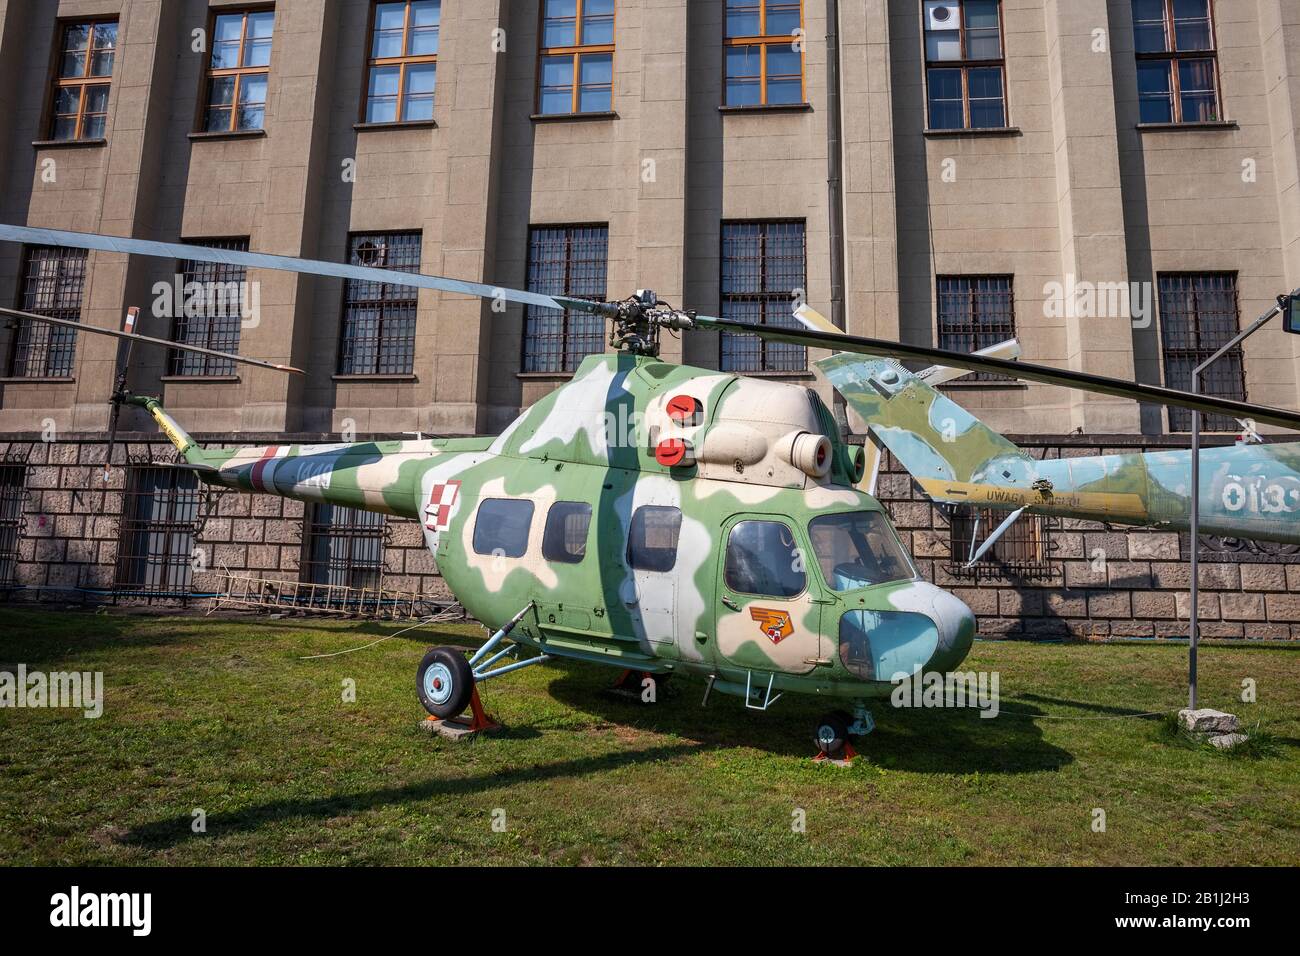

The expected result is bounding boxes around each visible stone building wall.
[3,432,1297,643]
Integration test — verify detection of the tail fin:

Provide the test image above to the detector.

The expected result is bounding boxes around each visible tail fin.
[816,353,1037,492]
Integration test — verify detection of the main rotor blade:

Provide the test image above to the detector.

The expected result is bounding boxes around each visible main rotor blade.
[0,224,614,316]
[0,307,304,374]
[692,314,1300,432]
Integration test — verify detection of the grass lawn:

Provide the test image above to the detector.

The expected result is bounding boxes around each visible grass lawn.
[1,605,1298,866]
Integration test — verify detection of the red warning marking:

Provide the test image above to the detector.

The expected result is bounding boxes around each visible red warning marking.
[249,445,282,493]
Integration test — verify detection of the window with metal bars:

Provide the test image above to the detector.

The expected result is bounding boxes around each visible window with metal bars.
[1132,0,1221,124]
[948,506,1052,577]
[720,221,807,373]
[537,0,615,115]
[8,246,88,379]
[47,19,117,140]
[0,466,25,588]
[924,0,1006,130]
[115,467,203,593]
[364,0,439,123]
[170,238,250,377]
[1158,273,1244,432]
[724,0,804,107]
[936,276,1016,383]
[338,231,422,375]
[301,503,386,589]
[201,8,274,133]
[522,225,609,373]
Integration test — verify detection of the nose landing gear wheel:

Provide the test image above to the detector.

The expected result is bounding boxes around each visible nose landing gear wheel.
[814,710,854,759]
[417,647,474,719]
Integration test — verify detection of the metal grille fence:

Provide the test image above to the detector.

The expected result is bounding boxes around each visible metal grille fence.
[114,466,203,594]
[947,505,1056,580]
[522,225,609,373]
[338,231,421,375]
[1158,273,1244,433]
[936,275,1016,382]
[720,220,807,373]
[170,237,249,376]
[301,502,387,589]
[0,465,26,587]
[8,246,88,378]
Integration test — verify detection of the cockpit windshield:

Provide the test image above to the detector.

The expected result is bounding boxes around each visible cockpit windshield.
[808,511,917,591]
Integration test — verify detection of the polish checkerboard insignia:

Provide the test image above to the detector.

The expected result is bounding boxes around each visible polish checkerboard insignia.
[425,480,462,532]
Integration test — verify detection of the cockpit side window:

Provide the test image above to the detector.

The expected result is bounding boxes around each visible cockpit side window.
[473,498,535,558]
[724,520,806,598]
[627,505,682,572]
[808,511,916,590]
[542,501,592,564]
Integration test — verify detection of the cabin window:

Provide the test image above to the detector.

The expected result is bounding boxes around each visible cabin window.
[1158,272,1244,432]
[724,520,805,597]
[47,19,118,141]
[719,220,807,373]
[542,501,592,564]
[626,505,681,572]
[808,511,916,591]
[473,498,535,558]
[1132,0,1220,125]
[170,238,250,376]
[115,467,204,594]
[364,0,440,124]
[301,503,386,589]
[522,224,609,373]
[8,245,88,378]
[924,1,1006,130]
[724,0,804,107]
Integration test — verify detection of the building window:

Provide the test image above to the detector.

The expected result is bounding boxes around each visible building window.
[1133,0,1220,124]
[201,8,274,133]
[48,20,117,140]
[115,467,203,593]
[724,0,803,107]
[537,0,615,115]
[0,466,25,589]
[301,503,386,589]
[1159,273,1244,432]
[924,0,1006,130]
[522,225,608,373]
[948,506,1051,578]
[936,276,1016,382]
[338,231,422,376]
[364,0,439,123]
[170,238,250,377]
[719,220,807,373]
[8,246,88,379]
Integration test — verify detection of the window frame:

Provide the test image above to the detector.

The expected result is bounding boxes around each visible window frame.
[337,230,423,376]
[719,219,808,374]
[299,502,387,589]
[198,6,275,134]
[114,466,204,594]
[0,465,26,589]
[521,223,610,374]
[44,17,119,142]
[542,500,593,564]
[170,237,250,377]
[7,245,89,379]
[1156,272,1245,433]
[723,0,807,108]
[723,519,808,599]
[472,498,536,559]
[922,0,1009,131]
[626,505,682,573]
[1132,0,1223,125]
[361,0,440,125]
[935,275,1017,384]
[535,0,616,116]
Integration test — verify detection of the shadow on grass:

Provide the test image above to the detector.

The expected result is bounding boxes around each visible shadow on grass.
[118,740,706,850]
[1014,693,1166,720]
[546,668,1074,774]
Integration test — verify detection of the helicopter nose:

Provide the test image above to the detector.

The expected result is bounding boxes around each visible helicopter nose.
[836,582,976,682]
[924,584,977,673]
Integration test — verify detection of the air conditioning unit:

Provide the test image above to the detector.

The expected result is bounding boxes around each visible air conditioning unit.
[924,1,961,32]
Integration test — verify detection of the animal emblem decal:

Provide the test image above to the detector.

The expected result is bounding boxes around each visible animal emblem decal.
[425,480,462,532]
[750,607,794,644]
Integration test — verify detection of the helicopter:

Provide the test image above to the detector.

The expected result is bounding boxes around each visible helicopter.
[4,223,1300,758]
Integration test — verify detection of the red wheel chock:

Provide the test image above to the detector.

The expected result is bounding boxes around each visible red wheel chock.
[423,683,499,737]
[813,742,857,766]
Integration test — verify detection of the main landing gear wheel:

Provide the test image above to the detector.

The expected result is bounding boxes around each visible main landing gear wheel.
[417,647,474,719]
[814,709,854,759]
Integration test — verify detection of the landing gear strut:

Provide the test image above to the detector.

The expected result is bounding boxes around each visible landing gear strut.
[813,703,874,764]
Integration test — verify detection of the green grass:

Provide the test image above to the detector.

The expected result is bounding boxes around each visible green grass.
[1,606,1298,865]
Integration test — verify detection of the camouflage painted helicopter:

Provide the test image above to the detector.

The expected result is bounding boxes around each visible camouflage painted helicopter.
[4,224,1300,757]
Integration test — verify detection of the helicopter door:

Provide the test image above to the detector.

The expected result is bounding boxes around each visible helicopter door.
[714,517,824,676]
